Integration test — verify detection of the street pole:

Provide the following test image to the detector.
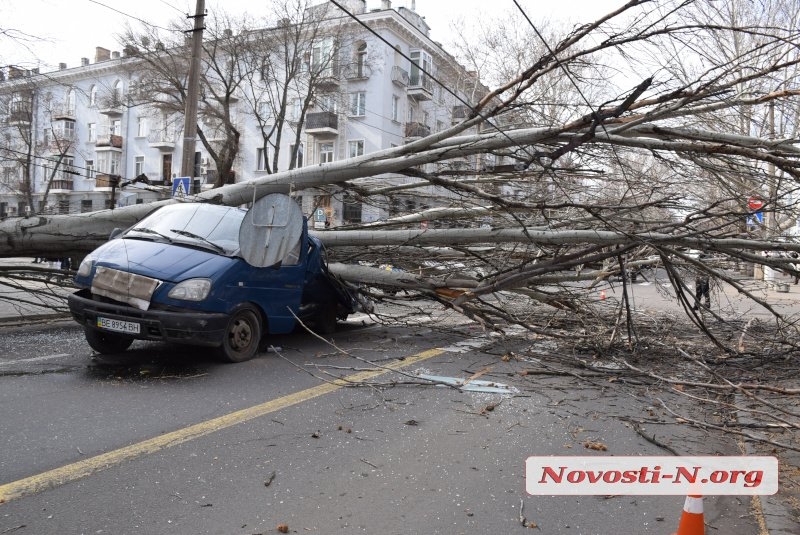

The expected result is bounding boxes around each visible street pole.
[180,0,206,186]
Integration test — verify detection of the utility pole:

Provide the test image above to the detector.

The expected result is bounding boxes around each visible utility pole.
[180,0,206,184]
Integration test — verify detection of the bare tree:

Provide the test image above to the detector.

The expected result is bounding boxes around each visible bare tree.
[118,10,260,187]
[239,0,346,174]
[0,75,78,215]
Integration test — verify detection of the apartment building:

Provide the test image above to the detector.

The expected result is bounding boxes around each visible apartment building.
[0,0,486,225]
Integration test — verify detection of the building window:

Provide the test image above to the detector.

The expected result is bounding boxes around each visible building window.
[291,98,302,121]
[98,152,120,175]
[290,143,304,168]
[319,142,334,164]
[85,159,95,179]
[60,119,75,140]
[1,167,13,186]
[256,147,267,171]
[112,80,123,104]
[137,117,147,137]
[350,92,365,117]
[391,95,399,122]
[89,85,97,107]
[134,156,144,176]
[111,119,121,135]
[81,199,93,213]
[58,157,75,181]
[409,50,432,89]
[318,94,337,113]
[355,42,367,77]
[87,122,96,142]
[257,101,272,121]
[65,88,75,114]
[311,38,334,77]
[342,194,362,223]
[348,139,364,158]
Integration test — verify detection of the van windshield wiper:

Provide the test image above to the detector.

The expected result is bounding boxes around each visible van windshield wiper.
[129,227,173,242]
[170,229,225,253]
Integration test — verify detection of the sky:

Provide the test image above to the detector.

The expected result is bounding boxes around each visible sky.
[0,0,620,72]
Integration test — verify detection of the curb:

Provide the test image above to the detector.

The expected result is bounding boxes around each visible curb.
[736,393,800,535]
[0,313,72,327]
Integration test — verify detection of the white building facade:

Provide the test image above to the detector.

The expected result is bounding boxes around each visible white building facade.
[0,0,486,225]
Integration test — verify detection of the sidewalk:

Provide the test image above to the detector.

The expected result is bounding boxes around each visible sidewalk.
[0,257,73,325]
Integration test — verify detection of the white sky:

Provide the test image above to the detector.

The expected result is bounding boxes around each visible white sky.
[0,0,620,71]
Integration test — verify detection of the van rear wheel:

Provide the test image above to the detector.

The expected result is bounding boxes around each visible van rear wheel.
[218,305,262,363]
[84,327,134,354]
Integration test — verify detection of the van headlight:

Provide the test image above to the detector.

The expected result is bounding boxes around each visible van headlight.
[168,278,212,301]
[76,255,96,277]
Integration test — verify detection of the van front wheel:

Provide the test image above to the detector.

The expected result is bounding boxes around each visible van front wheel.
[218,305,262,363]
[84,327,134,354]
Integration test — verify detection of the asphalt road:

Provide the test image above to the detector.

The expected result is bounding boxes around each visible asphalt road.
[0,309,763,535]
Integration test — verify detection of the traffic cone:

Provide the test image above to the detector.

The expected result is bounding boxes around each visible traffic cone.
[599,289,607,300]
[671,495,705,535]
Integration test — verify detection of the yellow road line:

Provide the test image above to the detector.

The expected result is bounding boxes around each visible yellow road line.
[0,348,444,504]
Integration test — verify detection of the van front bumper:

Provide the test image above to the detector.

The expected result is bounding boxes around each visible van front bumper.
[68,289,229,346]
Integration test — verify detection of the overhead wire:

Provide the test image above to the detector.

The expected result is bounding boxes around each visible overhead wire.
[1,146,93,175]
[156,0,189,17]
[87,0,183,33]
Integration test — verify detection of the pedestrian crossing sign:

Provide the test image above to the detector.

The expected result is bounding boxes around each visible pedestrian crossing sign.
[172,177,191,198]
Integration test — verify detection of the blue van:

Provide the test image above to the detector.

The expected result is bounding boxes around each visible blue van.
[68,195,361,362]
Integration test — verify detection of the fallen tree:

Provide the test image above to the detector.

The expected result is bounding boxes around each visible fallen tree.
[2,0,800,348]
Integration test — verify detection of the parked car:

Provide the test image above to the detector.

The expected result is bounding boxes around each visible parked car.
[68,195,362,362]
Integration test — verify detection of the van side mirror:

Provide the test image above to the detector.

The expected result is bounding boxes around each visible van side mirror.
[109,228,123,240]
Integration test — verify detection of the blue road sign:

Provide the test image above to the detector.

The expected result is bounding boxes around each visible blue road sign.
[747,212,764,226]
[172,177,191,198]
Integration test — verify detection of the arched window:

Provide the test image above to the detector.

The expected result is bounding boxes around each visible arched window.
[355,42,367,77]
[89,85,97,106]
[65,88,76,113]
[112,80,123,104]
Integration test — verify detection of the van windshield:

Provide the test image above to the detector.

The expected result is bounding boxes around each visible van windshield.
[125,203,246,255]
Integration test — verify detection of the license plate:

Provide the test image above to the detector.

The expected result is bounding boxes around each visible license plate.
[97,317,141,334]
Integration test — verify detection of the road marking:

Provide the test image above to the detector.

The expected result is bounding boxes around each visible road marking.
[0,354,71,368]
[0,347,445,504]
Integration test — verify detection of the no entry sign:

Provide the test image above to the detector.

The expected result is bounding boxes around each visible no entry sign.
[748,196,764,210]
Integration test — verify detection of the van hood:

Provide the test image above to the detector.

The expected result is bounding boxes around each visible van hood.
[91,238,236,282]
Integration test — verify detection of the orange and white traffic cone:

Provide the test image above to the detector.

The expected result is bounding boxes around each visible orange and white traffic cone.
[671,495,705,535]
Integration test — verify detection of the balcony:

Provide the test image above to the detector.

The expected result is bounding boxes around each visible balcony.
[48,125,76,152]
[305,111,338,135]
[98,94,125,116]
[49,178,74,192]
[52,104,76,121]
[96,134,123,151]
[95,173,120,188]
[7,108,31,126]
[341,63,371,81]
[404,121,431,139]
[148,128,176,150]
[408,74,434,101]
[391,66,409,87]
[314,72,341,93]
